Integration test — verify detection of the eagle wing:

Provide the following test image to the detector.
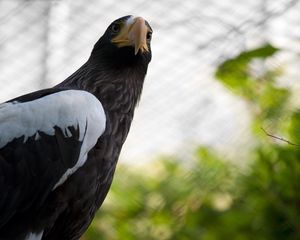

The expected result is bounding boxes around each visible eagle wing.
[0,89,106,227]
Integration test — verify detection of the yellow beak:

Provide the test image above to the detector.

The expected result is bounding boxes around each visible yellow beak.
[111,17,150,55]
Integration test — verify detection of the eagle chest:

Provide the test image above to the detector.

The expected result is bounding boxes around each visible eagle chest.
[93,109,133,172]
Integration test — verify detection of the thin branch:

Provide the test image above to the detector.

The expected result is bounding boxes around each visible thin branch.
[261,127,299,146]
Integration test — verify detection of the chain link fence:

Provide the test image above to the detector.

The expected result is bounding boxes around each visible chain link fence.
[0,0,299,163]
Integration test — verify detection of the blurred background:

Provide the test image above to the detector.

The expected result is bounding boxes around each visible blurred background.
[0,0,299,239]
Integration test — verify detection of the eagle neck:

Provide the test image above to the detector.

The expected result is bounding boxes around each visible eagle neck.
[56,60,147,133]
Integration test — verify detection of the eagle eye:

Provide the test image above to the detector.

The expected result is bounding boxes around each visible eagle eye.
[146,31,152,41]
[111,23,121,34]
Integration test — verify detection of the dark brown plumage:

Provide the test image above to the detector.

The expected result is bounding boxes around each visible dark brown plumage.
[0,15,152,240]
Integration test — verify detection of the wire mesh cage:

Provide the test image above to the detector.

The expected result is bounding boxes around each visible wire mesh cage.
[1,0,299,163]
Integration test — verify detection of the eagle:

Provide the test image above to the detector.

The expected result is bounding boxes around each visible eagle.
[0,15,152,240]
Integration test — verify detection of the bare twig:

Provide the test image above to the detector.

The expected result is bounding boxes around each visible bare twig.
[261,127,299,146]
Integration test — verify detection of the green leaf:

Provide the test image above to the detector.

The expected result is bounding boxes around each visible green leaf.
[215,44,279,98]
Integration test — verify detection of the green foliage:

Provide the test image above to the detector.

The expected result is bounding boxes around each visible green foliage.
[83,44,300,240]
[84,149,237,240]
[215,44,279,100]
